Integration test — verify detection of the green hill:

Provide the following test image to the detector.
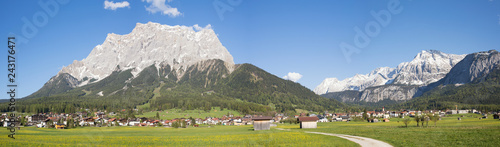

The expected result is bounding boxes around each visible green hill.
[1,60,345,114]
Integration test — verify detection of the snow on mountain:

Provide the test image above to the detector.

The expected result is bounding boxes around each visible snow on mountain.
[313,67,396,94]
[58,22,234,86]
[393,50,466,85]
[314,50,465,95]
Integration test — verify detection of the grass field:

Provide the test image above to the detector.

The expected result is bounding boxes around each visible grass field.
[2,113,499,146]
[278,113,500,147]
[136,107,241,120]
[1,125,357,146]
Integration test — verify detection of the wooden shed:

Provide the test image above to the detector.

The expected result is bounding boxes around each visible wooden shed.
[252,116,272,131]
[298,117,319,129]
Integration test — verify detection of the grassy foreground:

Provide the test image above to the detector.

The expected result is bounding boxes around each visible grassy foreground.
[3,114,498,146]
[1,125,357,146]
[278,114,500,147]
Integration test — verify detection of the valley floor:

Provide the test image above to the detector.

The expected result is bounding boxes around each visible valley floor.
[277,114,499,147]
[1,125,357,146]
[2,114,499,146]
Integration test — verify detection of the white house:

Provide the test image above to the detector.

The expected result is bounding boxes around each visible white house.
[128,121,140,126]
[318,118,328,122]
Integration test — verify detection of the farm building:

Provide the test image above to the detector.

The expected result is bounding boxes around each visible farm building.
[252,116,272,131]
[298,117,319,129]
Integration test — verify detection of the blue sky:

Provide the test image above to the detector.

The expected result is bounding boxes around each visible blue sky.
[1,0,500,98]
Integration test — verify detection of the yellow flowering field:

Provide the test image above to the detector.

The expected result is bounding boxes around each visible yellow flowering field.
[1,125,358,146]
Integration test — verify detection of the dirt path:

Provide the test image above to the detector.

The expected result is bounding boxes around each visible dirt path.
[305,131,393,147]
[275,128,392,147]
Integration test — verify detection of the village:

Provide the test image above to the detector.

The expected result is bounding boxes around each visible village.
[2,107,499,130]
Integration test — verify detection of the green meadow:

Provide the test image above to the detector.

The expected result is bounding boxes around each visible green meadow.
[136,107,241,120]
[1,125,357,146]
[2,113,499,146]
[278,113,500,147]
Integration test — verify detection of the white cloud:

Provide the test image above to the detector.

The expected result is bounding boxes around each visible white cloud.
[142,0,182,17]
[104,0,130,10]
[192,24,212,31]
[283,72,303,82]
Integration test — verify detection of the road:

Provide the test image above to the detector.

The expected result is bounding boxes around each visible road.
[305,131,393,147]
[275,128,393,147]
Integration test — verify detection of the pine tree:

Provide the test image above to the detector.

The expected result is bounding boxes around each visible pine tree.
[362,109,368,121]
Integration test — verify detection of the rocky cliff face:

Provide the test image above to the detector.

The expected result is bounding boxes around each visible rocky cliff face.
[393,50,465,85]
[59,22,234,86]
[440,50,500,85]
[358,85,420,102]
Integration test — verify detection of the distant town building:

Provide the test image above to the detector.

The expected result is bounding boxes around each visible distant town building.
[252,116,272,131]
[298,117,319,129]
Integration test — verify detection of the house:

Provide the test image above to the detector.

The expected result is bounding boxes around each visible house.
[117,118,127,126]
[409,112,416,117]
[383,118,390,122]
[252,116,272,131]
[55,123,66,129]
[128,120,141,126]
[30,114,47,124]
[318,117,328,122]
[458,110,469,114]
[82,117,95,126]
[390,111,399,118]
[195,118,203,125]
[447,110,469,114]
[493,113,499,119]
[340,116,350,122]
[298,117,319,129]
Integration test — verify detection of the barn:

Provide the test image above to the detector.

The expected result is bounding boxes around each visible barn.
[252,116,273,131]
[298,117,319,129]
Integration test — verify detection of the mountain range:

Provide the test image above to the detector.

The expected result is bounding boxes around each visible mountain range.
[315,50,466,95]
[4,22,344,114]
[319,49,500,110]
[2,22,499,113]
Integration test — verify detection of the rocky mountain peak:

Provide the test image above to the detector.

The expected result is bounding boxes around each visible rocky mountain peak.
[440,50,500,85]
[394,50,466,85]
[58,22,234,86]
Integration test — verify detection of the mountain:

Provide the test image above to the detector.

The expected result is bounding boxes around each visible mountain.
[393,50,466,85]
[4,22,344,114]
[25,22,234,99]
[59,22,234,87]
[318,50,465,104]
[314,67,396,94]
[314,50,464,95]
[390,50,500,111]
[25,73,80,99]
[440,50,500,85]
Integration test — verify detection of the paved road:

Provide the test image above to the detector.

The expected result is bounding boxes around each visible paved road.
[305,131,393,147]
[275,128,392,147]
